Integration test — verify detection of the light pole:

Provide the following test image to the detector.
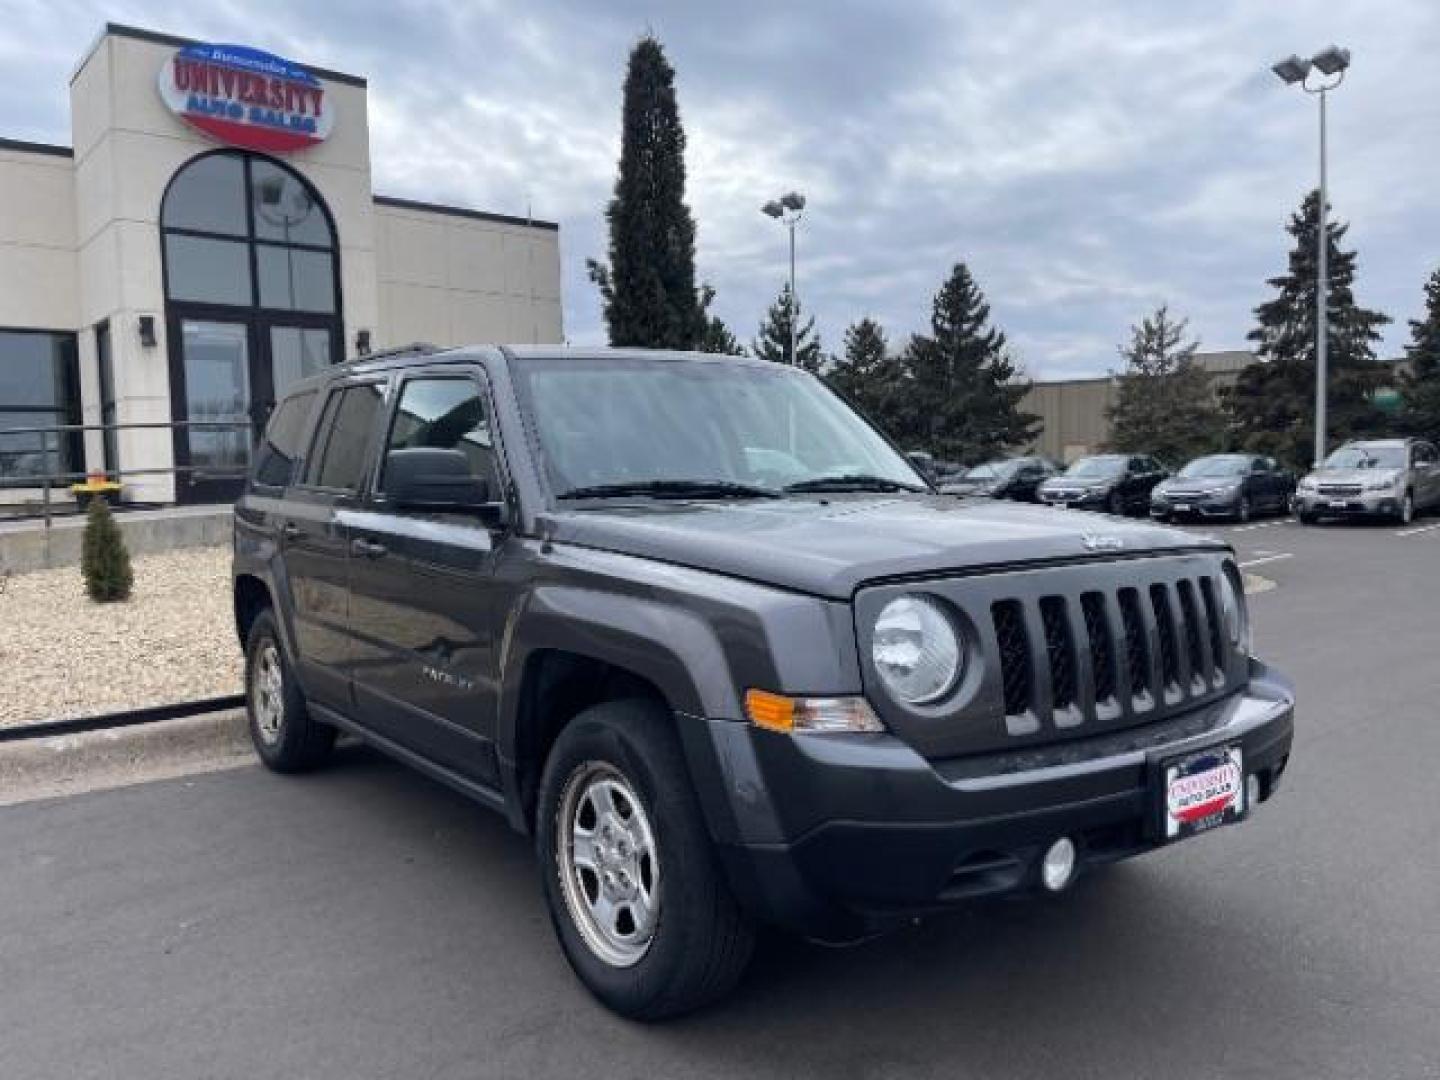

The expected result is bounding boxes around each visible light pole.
[761,192,806,364]
[1272,46,1350,467]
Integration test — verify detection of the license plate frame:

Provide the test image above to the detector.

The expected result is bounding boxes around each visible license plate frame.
[1172,502,1192,513]
[1159,744,1245,842]
[1329,499,1349,509]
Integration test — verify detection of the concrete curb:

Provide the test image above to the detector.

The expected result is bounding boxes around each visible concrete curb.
[0,708,253,808]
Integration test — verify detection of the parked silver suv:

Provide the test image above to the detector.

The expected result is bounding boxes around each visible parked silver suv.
[1295,438,1440,525]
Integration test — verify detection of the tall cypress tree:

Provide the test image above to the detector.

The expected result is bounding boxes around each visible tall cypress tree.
[1106,305,1224,463]
[1399,267,1440,444]
[586,36,701,348]
[1227,190,1390,467]
[752,284,823,372]
[828,317,899,430]
[896,263,1038,461]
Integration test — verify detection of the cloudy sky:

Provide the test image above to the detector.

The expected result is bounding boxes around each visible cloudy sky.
[3,0,1437,376]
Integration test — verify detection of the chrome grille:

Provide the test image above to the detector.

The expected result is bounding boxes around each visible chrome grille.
[1318,483,1362,498]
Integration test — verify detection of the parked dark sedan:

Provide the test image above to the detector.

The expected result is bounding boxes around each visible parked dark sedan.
[1037,453,1168,516]
[940,456,1059,501]
[1151,453,1295,523]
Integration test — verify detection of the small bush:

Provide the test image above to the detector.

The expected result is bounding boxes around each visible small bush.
[81,496,133,602]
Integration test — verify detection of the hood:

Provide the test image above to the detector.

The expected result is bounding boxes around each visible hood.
[940,476,998,494]
[542,495,1217,599]
[1040,475,1114,492]
[1306,468,1399,486]
[1156,476,1241,494]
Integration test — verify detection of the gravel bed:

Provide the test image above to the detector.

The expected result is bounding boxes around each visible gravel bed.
[0,546,241,727]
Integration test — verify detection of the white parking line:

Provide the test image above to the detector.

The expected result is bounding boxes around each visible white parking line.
[1237,553,1294,569]
[1395,522,1440,538]
[1231,518,1298,533]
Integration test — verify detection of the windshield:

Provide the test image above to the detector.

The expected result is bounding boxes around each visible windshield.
[511,355,925,497]
[1065,455,1126,478]
[1323,445,1406,470]
[1178,455,1249,479]
[965,460,1017,481]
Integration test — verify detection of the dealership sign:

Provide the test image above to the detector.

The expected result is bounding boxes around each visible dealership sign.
[158,43,335,153]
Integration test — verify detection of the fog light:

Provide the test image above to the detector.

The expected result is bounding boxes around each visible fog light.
[1246,773,1262,810]
[1041,837,1077,892]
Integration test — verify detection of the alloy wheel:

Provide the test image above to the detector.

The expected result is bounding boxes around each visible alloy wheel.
[556,762,661,968]
[252,641,285,746]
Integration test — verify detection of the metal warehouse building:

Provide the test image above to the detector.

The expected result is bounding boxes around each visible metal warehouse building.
[0,24,562,505]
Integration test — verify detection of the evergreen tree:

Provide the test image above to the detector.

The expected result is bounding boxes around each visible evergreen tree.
[895,263,1039,461]
[752,283,823,372]
[80,496,133,603]
[1226,190,1391,467]
[695,284,744,355]
[586,36,701,348]
[1106,305,1224,463]
[1399,267,1440,444]
[828,317,900,429]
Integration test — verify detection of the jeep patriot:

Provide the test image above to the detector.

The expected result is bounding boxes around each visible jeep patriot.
[233,345,1295,1019]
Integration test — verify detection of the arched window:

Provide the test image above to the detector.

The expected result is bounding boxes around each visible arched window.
[161,151,338,314]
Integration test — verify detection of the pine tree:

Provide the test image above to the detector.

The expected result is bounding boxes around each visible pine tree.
[1106,305,1224,463]
[1226,190,1391,467]
[585,36,701,348]
[895,263,1039,461]
[80,496,133,602]
[1399,267,1440,444]
[828,317,900,429]
[752,283,823,372]
[695,284,744,355]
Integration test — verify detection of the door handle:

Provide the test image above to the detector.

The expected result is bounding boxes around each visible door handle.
[351,537,387,559]
[280,521,300,541]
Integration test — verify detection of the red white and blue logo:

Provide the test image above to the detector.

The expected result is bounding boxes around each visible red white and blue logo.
[158,43,335,153]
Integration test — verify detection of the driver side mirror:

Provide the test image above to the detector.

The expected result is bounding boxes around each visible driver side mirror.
[384,448,508,525]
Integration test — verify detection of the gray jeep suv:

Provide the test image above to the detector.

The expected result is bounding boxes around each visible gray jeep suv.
[233,345,1295,1019]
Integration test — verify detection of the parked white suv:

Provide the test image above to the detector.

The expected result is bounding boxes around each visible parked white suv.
[1294,439,1440,525]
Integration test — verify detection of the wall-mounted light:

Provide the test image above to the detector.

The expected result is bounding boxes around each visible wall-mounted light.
[137,315,157,347]
[355,328,372,356]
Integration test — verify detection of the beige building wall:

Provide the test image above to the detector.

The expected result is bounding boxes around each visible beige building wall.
[0,145,79,331]
[374,198,563,350]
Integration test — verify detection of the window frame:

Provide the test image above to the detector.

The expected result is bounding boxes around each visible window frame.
[368,367,513,513]
[297,377,390,495]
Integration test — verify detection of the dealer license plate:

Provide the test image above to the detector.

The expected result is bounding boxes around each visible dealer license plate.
[1163,745,1245,841]
[1329,499,1348,508]
[1173,503,1192,513]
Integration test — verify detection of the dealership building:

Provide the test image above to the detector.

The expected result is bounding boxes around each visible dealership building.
[0,23,563,504]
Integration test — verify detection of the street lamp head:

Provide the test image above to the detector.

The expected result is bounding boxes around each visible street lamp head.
[761,200,784,219]
[1310,46,1350,76]
[1271,54,1311,84]
[779,191,806,212]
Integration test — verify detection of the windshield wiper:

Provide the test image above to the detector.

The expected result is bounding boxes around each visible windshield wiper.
[559,479,780,500]
[783,473,929,494]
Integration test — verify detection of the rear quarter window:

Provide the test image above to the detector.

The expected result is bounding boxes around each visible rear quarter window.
[252,391,316,489]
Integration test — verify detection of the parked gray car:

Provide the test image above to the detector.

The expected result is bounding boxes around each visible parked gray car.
[1294,438,1440,524]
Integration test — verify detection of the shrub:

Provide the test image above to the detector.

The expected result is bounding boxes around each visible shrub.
[81,496,133,602]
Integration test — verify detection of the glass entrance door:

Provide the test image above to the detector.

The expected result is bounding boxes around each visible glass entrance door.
[174,318,253,504]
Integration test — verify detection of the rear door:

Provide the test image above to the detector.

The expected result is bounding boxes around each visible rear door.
[280,377,388,711]
[346,369,510,785]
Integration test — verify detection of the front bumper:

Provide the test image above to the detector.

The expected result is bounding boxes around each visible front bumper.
[702,662,1294,940]
[1151,491,1241,518]
[1038,488,1106,509]
[1295,491,1401,517]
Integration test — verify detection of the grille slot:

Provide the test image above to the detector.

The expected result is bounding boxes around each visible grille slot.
[1176,579,1207,687]
[1118,587,1150,699]
[992,600,1032,716]
[1198,576,1226,675]
[1149,583,1180,692]
[1039,596,1077,710]
[1081,591,1117,704]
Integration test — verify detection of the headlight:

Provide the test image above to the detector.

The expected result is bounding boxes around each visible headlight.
[872,595,963,704]
[1218,570,1251,655]
[1363,473,1401,492]
[1298,477,1318,491]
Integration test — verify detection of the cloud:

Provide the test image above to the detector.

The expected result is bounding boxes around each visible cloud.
[3,0,1437,373]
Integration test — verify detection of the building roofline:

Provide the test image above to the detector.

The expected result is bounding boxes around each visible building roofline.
[73,23,368,88]
[373,194,560,232]
[0,136,73,158]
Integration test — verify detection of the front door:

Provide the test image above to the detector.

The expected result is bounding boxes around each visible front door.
[169,313,340,503]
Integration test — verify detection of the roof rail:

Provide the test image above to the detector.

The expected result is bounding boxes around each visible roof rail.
[356,342,441,363]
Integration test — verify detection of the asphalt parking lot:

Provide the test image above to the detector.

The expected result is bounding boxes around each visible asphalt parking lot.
[3,514,1439,1080]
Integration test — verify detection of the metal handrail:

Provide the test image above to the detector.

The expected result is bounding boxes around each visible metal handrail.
[0,417,256,528]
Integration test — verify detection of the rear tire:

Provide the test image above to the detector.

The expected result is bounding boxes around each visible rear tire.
[244,608,335,773]
[536,698,755,1020]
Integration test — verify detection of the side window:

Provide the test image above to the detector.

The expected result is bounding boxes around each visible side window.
[1129,456,1145,474]
[252,390,315,488]
[304,383,385,491]
[379,378,497,494]
[1414,443,1436,465]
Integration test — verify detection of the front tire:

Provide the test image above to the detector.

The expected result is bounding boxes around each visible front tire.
[1399,491,1415,525]
[1236,496,1252,524]
[536,699,755,1020]
[1107,491,1124,516]
[244,608,335,773]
